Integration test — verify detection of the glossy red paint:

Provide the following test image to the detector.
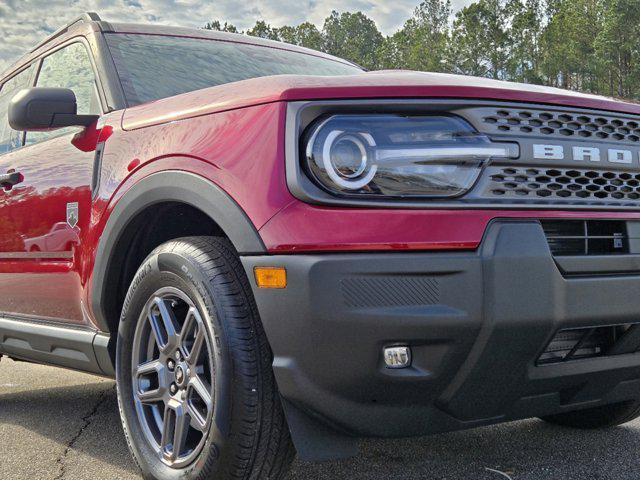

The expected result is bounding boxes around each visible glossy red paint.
[121,71,640,131]
[110,76,640,259]
[0,99,120,326]
[259,204,640,253]
[70,120,112,152]
[93,102,290,230]
[97,75,640,261]
[9,59,640,330]
[0,130,94,323]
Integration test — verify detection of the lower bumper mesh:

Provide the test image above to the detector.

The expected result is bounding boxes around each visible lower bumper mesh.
[538,324,640,365]
[541,219,630,256]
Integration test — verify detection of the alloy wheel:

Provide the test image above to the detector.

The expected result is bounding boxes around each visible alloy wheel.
[131,287,215,468]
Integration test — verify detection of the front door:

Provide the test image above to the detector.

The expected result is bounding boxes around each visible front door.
[0,41,102,326]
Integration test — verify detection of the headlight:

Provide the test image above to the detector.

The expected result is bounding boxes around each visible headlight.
[303,114,518,198]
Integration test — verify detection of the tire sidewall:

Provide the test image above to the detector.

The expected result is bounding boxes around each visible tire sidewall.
[116,248,234,480]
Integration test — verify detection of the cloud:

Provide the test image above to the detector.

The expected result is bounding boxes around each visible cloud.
[0,0,475,73]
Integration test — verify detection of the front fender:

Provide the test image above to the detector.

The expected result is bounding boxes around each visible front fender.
[90,170,266,333]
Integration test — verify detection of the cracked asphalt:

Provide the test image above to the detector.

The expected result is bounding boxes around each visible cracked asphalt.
[2,358,640,480]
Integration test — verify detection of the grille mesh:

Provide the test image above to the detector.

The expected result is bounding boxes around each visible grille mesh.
[487,167,640,202]
[538,324,639,365]
[538,327,613,364]
[541,219,629,256]
[481,108,640,144]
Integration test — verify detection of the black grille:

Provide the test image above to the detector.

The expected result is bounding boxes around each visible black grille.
[538,324,639,365]
[541,220,629,256]
[488,167,640,203]
[481,108,640,144]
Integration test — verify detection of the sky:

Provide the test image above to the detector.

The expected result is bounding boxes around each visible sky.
[0,0,474,72]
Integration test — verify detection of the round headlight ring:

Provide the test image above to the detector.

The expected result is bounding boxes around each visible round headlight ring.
[330,133,370,179]
[321,130,377,190]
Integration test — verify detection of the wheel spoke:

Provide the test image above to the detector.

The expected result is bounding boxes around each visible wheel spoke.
[161,400,189,461]
[134,360,166,404]
[188,404,208,432]
[136,359,162,376]
[160,404,174,457]
[137,387,165,404]
[190,375,213,410]
[188,330,205,366]
[182,307,205,364]
[186,375,213,430]
[148,298,178,353]
[172,407,190,460]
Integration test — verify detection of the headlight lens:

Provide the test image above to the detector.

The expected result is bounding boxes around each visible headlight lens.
[303,114,517,198]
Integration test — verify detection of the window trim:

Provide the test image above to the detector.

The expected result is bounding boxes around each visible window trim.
[0,62,38,156]
[13,36,107,153]
[32,36,107,114]
[0,61,39,89]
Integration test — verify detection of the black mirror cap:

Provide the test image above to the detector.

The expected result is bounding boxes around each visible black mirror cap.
[8,87,99,132]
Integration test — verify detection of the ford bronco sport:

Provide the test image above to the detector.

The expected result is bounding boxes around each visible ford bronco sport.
[2,12,640,480]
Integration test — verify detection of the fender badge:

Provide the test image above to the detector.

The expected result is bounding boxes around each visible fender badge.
[66,202,79,228]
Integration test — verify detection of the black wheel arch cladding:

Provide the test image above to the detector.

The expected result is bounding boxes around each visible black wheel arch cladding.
[91,170,267,336]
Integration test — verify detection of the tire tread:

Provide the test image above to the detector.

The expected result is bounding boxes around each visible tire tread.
[118,235,294,480]
[175,236,294,480]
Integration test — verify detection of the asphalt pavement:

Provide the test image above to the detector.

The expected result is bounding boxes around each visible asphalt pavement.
[1,357,638,480]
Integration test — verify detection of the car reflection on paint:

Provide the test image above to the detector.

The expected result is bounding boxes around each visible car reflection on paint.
[22,222,79,252]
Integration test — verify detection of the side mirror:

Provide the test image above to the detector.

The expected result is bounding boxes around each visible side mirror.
[8,87,99,132]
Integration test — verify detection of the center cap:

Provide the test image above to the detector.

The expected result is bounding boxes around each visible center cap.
[175,365,186,387]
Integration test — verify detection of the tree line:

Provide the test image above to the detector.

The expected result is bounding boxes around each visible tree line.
[205,0,640,101]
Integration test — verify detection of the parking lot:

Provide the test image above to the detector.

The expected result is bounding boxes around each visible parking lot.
[0,357,638,479]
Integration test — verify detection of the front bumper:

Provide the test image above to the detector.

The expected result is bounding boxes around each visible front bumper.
[241,220,640,447]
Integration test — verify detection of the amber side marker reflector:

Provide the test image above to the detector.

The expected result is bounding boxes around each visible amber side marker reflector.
[254,267,287,289]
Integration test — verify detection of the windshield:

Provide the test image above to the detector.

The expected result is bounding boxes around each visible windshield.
[105,33,363,106]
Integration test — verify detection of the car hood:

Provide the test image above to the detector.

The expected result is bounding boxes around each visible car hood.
[122,70,640,130]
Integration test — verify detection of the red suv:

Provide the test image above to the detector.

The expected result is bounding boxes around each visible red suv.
[2,12,640,480]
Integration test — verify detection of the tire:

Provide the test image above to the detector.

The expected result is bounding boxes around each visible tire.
[116,236,294,480]
[540,400,640,429]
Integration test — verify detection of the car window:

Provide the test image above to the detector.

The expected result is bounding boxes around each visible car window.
[105,33,363,106]
[25,42,101,146]
[0,64,36,155]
